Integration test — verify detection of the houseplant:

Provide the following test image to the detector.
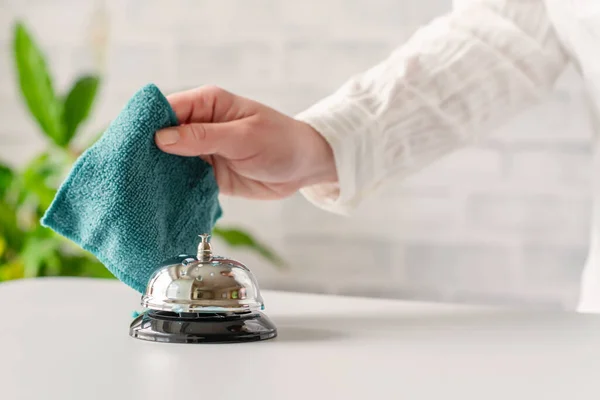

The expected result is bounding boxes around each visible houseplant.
[0,20,283,283]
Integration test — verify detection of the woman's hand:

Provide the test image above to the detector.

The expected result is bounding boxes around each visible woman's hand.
[155,85,337,200]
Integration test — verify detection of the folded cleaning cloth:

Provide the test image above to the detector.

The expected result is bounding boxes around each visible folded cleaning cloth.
[41,83,222,293]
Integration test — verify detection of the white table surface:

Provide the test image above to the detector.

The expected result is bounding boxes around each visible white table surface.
[1,278,600,400]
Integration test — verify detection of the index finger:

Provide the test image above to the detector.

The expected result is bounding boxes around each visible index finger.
[166,85,248,124]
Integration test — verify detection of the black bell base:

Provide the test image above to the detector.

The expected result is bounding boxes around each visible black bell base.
[129,310,277,344]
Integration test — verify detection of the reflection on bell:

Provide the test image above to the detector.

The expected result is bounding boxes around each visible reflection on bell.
[129,233,277,343]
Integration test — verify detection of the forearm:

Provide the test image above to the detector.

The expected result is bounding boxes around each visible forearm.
[295,0,569,215]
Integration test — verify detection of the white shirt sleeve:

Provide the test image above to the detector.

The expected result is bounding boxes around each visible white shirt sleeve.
[294,0,569,215]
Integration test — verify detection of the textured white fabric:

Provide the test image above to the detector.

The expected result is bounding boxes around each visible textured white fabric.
[543,0,600,313]
[295,0,568,215]
[295,0,600,313]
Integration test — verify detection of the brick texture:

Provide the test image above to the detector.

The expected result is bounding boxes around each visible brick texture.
[0,0,593,309]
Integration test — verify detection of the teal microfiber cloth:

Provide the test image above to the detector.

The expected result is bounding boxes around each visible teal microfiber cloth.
[41,83,222,293]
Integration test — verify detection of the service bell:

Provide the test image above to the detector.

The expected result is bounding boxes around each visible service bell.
[129,234,277,343]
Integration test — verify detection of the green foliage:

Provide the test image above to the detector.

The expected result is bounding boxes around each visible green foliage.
[62,75,100,146]
[0,198,24,254]
[0,164,13,198]
[0,20,285,284]
[13,22,64,147]
[213,226,285,268]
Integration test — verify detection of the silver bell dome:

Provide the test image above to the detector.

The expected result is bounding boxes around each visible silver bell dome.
[141,234,265,314]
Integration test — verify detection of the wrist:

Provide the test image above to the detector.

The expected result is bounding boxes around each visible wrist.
[293,95,364,214]
[296,121,338,187]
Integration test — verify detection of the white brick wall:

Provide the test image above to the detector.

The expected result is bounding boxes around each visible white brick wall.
[0,0,593,310]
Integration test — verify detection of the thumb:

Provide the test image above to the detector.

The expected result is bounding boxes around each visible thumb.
[155,121,245,158]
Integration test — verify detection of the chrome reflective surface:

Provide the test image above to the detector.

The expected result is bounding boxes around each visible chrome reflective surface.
[130,310,277,343]
[141,234,265,313]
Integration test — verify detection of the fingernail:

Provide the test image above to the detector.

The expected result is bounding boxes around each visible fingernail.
[156,128,180,145]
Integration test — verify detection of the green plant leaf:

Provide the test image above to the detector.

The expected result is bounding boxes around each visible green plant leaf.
[79,258,116,279]
[212,226,286,268]
[0,236,5,259]
[62,75,100,146]
[19,153,60,213]
[20,228,60,278]
[0,200,24,253]
[54,252,115,280]
[0,259,25,282]
[0,162,14,198]
[13,21,64,146]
